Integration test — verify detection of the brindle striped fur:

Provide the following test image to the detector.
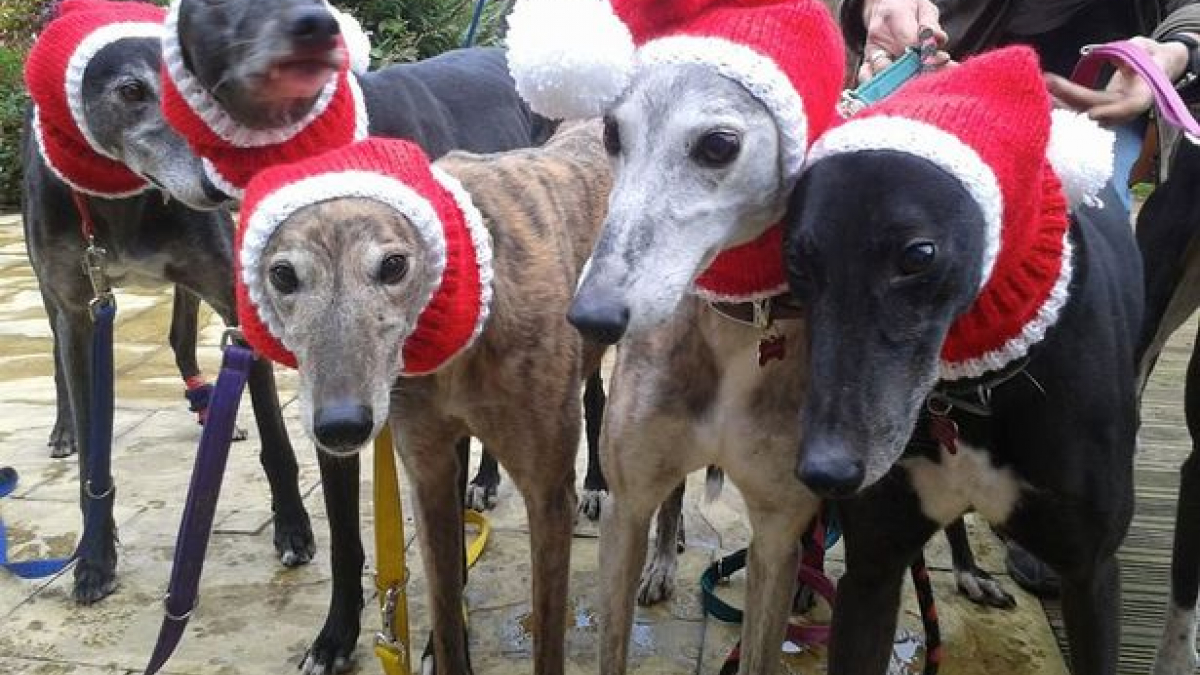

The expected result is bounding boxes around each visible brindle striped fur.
[256,120,609,675]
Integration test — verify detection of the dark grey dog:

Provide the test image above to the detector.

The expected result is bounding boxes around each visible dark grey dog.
[21,23,315,604]
[167,1,598,671]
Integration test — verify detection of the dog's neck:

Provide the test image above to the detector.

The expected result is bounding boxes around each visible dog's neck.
[693,224,789,303]
[940,171,1074,381]
[161,0,369,200]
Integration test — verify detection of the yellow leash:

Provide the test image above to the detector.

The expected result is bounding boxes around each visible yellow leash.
[372,426,492,675]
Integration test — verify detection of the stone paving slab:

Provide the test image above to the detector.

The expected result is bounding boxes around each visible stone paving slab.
[0,217,1070,674]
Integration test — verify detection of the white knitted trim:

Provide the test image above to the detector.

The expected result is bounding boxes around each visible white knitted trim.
[32,106,147,198]
[202,158,243,200]
[164,0,343,148]
[637,36,810,180]
[348,74,369,141]
[939,230,1074,381]
[240,171,448,361]
[809,116,1003,289]
[409,167,495,376]
[65,21,164,160]
[692,281,789,303]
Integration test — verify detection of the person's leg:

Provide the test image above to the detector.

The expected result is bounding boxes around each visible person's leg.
[1113,117,1149,211]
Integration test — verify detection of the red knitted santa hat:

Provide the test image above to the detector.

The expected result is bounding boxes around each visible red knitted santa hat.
[160,0,371,199]
[507,0,844,181]
[237,138,493,375]
[807,46,1115,380]
[24,0,165,197]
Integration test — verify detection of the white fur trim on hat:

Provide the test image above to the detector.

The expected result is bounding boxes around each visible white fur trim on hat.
[506,0,635,119]
[324,2,372,75]
[164,0,349,148]
[1047,109,1114,210]
[65,21,164,160]
[637,35,811,180]
[808,116,1003,289]
[240,171,449,362]
[202,157,243,200]
[939,230,1074,380]
[31,105,148,198]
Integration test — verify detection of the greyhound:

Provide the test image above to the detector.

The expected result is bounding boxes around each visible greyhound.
[782,48,1140,675]
[166,0,618,668]
[236,121,610,675]
[20,5,314,604]
[1131,133,1200,674]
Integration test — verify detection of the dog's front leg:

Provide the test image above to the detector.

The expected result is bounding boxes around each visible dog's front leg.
[301,451,363,675]
[1060,555,1121,675]
[55,304,118,603]
[737,496,816,675]
[245,356,316,566]
[44,288,77,458]
[402,428,472,675]
[827,489,939,675]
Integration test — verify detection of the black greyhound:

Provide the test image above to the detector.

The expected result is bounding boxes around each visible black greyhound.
[20,11,314,604]
[783,50,1141,675]
[167,0,605,670]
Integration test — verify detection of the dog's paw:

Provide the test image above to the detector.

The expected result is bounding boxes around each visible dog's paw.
[955,567,1016,609]
[274,510,316,567]
[1153,607,1198,675]
[637,552,677,606]
[47,422,77,458]
[72,558,117,605]
[578,489,605,522]
[464,482,498,512]
[300,617,359,675]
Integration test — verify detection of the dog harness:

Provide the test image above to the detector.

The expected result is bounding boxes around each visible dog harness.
[160,0,369,199]
[236,138,492,376]
[24,0,166,197]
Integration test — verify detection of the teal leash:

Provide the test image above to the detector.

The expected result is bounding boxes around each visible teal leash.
[838,28,940,117]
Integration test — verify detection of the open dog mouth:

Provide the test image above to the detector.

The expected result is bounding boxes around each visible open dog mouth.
[262,47,344,101]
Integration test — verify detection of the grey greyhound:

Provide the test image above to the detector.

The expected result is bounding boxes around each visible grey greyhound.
[20,0,314,604]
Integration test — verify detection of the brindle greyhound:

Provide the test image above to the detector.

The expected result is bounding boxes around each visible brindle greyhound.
[167,0,614,668]
[20,7,314,604]
[239,121,609,675]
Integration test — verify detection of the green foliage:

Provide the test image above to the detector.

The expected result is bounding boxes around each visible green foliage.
[342,0,513,67]
[0,0,39,208]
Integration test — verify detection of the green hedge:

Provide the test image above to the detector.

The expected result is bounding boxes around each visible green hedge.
[0,0,509,209]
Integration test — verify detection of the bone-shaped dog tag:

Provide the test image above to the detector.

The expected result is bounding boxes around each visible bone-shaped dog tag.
[757,335,787,367]
[929,414,959,455]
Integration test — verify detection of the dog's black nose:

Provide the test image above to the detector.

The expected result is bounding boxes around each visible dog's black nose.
[796,439,864,498]
[567,293,630,345]
[288,7,340,45]
[313,403,373,449]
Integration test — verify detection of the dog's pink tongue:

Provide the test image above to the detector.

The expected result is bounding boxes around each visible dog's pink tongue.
[267,61,335,99]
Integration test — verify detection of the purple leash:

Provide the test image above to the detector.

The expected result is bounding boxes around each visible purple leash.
[143,331,254,675]
[1072,40,1200,141]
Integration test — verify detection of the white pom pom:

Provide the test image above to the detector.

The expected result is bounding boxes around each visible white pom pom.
[506,0,635,119]
[326,3,372,75]
[1047,108,1115,210]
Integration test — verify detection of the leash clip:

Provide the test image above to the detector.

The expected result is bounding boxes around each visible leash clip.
[83,245,113,307]
[375,580,410,653]
[220,328,245,352]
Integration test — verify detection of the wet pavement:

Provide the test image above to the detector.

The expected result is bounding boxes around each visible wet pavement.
[0,212,1070,674]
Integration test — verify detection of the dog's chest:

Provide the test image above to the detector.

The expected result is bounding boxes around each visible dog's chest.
[900,443,1024,526]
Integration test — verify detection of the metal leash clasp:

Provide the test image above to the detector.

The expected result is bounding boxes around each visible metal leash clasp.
[375,576,410,654]
[82,244,113,311]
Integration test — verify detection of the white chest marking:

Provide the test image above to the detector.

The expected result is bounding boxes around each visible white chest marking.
[901,442,1023,526]
[1153,603,1199,675]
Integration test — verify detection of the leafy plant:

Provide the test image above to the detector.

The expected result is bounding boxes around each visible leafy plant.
[0,0,40,208]
[341,0,513,67]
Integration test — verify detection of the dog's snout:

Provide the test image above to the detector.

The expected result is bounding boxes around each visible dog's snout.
[313,402,373,450]
[567,293,630,345]
[288,7,340,45]
[796,436,864,498]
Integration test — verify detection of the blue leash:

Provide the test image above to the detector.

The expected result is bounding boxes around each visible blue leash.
[462,0,488,48]
[0,298,116,579]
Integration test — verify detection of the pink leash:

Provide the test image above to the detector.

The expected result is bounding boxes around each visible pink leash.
[1071,40,1200,141]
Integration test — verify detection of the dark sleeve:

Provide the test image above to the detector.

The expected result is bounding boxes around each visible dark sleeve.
[1154,2,1200,39]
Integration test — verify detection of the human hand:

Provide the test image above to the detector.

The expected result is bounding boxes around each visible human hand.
[859,0,950,83]
[1044,36,1192,125]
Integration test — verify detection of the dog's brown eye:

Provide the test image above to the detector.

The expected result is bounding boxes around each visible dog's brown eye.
[693,130,741,167]
[602,117,621,156]
[118,80,147,103]
[899,241,936,276]
[379,254,408,285]
[269,262,299,294]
